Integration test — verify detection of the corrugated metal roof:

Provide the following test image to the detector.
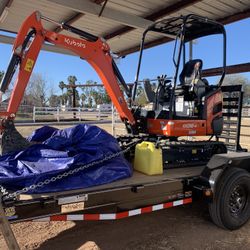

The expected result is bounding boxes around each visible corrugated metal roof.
[0,0,249,56]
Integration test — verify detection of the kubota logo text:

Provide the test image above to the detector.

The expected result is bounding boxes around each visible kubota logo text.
[64,38,86,48]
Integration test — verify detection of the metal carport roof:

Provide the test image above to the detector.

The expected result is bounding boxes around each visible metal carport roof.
[0,0,249,57]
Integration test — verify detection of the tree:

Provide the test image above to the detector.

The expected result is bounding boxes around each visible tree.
[0,71,4,82]
[59,75,80,107]
[59,81,65,95]
[81,80,111,107]
[81,80,96,108]
[222,74,250,103]
[61,93,69,106]
[87,96,93,108]
[49,94,60,107]
[68,75,77,85]
[80,93,87,107]
[101,90,111,104]
[25,73,48,106]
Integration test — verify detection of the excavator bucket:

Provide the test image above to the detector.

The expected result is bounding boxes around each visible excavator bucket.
[0,120,32,155]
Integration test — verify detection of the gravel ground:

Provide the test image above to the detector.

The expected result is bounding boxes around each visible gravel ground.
[1,203,250,250]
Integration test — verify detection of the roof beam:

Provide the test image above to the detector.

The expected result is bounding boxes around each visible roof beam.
[219,8,250,25]
[0,0,12,22]
[93,0,106,4]
[119,8,250,57]
[104,0,202,40]
[0,0,12,16]
[49,0,153,29]
[0,34,76,56]
[54,0,106,33]
[54,12,84,33]
[203,63,250,77]
[119,37,173,57]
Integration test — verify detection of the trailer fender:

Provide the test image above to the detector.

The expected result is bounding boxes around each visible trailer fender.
[200,152,250,193]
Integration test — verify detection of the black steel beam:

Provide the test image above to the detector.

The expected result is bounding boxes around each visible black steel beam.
[54,0,106,33]
[118,8,250,57]
[54,13,84,33]
[0,0,12,18]
[203,63,250,77]
[119,37,172,57]
[219,8,250,25]
[104,0,202,40]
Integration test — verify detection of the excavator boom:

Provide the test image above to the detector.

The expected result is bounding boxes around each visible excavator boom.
[0,11,135,128]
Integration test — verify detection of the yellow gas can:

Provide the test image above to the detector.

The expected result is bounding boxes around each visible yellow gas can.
[134,141,163,175]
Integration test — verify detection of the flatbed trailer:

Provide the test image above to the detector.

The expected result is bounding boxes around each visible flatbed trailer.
[4,166,201,222]
[1,151,250,249]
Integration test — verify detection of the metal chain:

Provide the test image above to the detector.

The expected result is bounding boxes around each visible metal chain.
[0,185,9,197]
[1,142,136,201]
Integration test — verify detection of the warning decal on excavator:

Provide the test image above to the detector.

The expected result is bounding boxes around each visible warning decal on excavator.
[24,58,34,72]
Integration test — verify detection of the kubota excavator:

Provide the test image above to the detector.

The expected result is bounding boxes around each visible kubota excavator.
[0,12,227,167]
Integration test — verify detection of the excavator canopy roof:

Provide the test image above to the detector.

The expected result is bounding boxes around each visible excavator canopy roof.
[147,15,225,42]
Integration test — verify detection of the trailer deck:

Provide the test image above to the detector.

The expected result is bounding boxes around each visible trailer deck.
[20,166,203,200]
[2,166,203,224]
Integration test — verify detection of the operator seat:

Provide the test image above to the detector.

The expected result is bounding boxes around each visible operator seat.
[178,59,207,103]
[179,59,203,86]
[143,79,155,103]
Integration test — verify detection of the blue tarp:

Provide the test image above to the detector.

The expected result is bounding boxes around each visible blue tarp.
[0,124,132,193]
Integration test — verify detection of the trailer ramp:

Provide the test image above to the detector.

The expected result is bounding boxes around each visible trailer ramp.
[220,85,245,151]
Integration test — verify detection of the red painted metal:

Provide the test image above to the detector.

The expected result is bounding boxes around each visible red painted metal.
[3,11,135,126]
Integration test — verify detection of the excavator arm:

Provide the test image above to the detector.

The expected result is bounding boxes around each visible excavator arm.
[0,11,136,131]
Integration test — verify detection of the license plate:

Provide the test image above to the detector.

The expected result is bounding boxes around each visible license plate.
[61,202,85,213]
[58,194,88,205]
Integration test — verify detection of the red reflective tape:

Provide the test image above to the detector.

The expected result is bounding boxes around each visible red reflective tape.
[32,197,193,222]
[141,206,152,214]
[50,215,67,221]
[84,214,100,220]
[164,201,173,208]
[116,211,129,219]
[183,198,192,204]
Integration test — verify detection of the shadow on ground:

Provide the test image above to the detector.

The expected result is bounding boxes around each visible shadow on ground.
[25,202,250,250]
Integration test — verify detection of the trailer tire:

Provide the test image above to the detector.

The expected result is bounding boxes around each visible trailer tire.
[209,168,250,230]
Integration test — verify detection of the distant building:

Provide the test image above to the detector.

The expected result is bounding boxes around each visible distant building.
[0,96,33,113]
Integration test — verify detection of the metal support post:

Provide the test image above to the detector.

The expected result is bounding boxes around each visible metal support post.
[98,109,101,121]
[78,107,81,121]
[112,104,115,136]
[57,107,60,122]
[0,197,20,250]
[189,40,193,60]
[33,106,36,123]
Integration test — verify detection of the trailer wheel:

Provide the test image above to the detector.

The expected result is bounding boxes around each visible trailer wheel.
[209,168,250,230]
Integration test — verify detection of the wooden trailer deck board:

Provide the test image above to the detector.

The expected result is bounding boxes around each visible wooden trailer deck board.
[19,166,204,201]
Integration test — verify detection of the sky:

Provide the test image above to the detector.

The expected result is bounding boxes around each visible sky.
[0,18,249,96]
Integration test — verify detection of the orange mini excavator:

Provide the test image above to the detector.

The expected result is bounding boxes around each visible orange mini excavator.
[0,12,227,167]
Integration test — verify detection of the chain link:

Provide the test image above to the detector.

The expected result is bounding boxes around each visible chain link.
[0,185,9,197]
[0,142,135,201]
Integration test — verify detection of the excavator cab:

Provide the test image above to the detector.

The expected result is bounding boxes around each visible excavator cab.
[133,15,226,138]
